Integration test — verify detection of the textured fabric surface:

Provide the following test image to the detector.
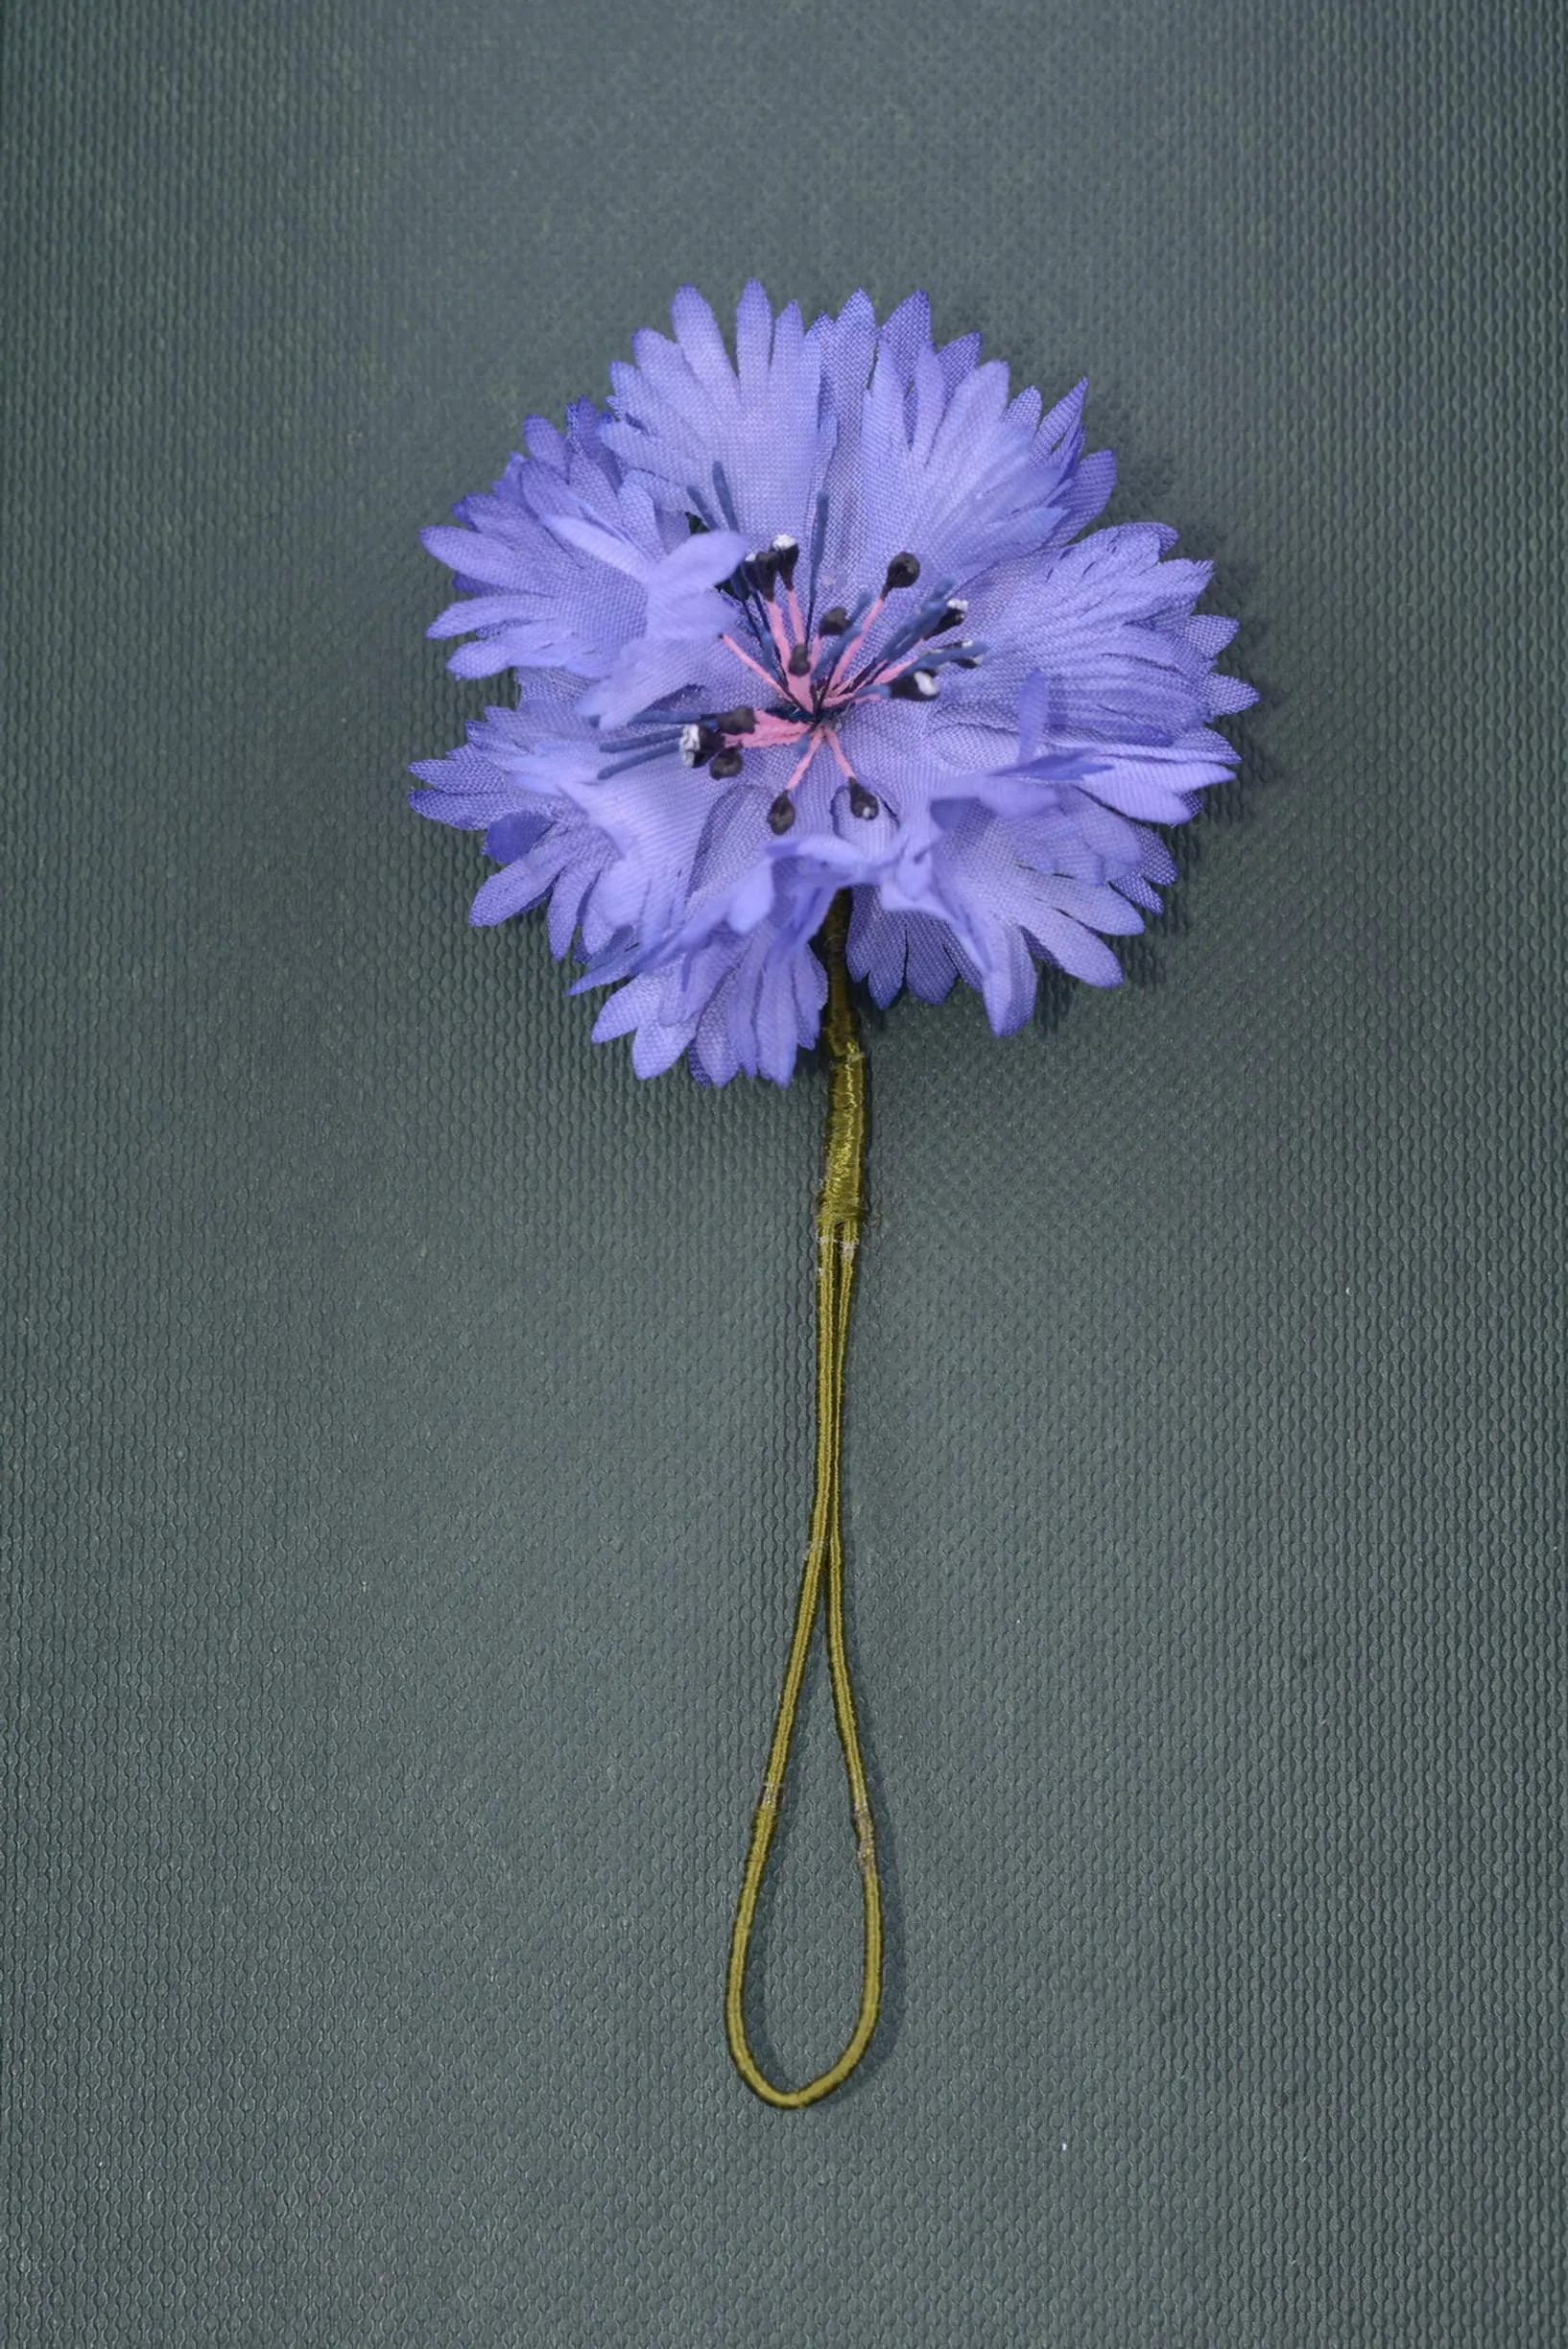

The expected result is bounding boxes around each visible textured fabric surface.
[3,3,1564,2342]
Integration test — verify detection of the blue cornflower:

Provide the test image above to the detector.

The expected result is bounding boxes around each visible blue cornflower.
[413,284,1254,1083]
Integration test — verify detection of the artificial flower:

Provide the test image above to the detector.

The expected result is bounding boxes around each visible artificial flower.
[414,285,1254,1082]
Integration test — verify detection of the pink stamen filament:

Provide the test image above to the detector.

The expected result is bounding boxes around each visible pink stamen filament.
[781,733,824,795]
[824,730,857,781]
[748,711,811,747]
[761,595,812,709]
[721,633,785,695]
[825,594,887,695]
[859,643,929,691]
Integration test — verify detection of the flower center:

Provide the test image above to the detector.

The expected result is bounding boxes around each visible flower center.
[657,490,968,831]
[677,534,975,834]
[593,497,982,833]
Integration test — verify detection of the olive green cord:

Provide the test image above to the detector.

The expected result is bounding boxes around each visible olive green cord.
[724,892,883,2109]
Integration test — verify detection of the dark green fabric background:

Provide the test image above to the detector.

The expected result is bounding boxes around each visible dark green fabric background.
[4,2,1564,2341]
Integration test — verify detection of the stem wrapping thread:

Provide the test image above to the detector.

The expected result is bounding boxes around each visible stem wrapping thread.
[724,894,883,2110]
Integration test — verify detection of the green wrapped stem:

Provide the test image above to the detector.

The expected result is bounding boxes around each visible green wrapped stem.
[724,893,883,2110]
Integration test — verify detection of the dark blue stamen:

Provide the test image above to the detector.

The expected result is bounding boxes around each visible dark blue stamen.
[843,593,977,696]
[916,638,985,671]
[808,492,829,577]
[710,462,739,528]
[872,587,956,662]
[598,739,685,779]
[801,493,832,636]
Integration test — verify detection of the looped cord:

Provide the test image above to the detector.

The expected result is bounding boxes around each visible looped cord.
[724,894,883,2109]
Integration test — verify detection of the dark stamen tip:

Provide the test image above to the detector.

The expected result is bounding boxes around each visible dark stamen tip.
[847,779,879,819]
[680,722,722,767]
[889,668,938,700]
[767,793,796,835]
[786,644,812,676]
[716,703,755,734]
[771,534,800,590]
[818,605,850,636]
[709,748,744,780]
[883,551,921,592]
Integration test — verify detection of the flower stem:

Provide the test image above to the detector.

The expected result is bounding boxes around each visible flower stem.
[724,892,883,2108]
